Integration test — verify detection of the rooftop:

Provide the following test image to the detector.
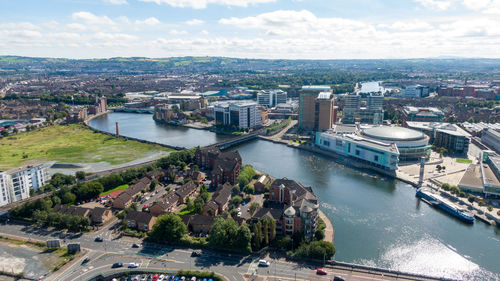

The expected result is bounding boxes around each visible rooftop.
[362,126,425,141]
[458,164,483,189]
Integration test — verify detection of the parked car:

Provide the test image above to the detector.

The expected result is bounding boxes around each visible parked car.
[333,276,345,281]
[316,268,327,275]
[111,262,123,268]
[81,257,90,264]
[95,237,104,242]
[180,277,186,281]
[258,260,270,267]
[191,251,201,257]
[132,243,140,248]
[128,262,139,268]
[190,277,196,281]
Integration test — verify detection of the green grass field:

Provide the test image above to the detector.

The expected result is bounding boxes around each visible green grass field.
[0,124,172,167]
[99,184,129,197]
[456,158,472,164]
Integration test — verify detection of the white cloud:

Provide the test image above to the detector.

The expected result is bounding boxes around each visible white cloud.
[170,29,188,35]
[219,10,368,36]
[135,17,161,26]
[139,0,275,9]
[72,11,115,26]
[186,19,204,25]
[414,0,455,10]
[66,23,87,32]
[201,30,209,35]
[104,0,128,4]
[381,20,434,31]
[463,0,500,14]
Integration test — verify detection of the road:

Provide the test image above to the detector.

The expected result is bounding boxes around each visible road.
[0,221,441,281]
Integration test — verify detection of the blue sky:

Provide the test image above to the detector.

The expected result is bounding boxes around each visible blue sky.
[0,0,499,59]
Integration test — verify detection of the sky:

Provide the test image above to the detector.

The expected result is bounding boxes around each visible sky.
[0,0,499,59]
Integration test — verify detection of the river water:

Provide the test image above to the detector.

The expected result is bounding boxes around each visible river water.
[90,113,500,280]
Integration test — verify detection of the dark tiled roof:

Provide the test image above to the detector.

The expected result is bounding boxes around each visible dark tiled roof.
[213,182,232,206]
[53,204,90,217]
[190,215,215,226]
[115,192,132,203]
[125,210,154,224]
[252,207,283,220]
[175,181,197,198]
[91,207,110,218]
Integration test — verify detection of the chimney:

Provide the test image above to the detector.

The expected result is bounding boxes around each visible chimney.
[115,122,119,137]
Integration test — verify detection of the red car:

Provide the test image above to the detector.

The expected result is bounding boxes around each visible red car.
[316,268,327,275]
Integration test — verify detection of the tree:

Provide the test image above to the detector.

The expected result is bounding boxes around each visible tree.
[293,241,336,260]
[75,171,86,181]
[50,173,75,188]
[231,196,243,207]
[468,195,475,203]
[249,202,260,215]
[0,130,8,137]
[149,180,158,191]
[209,217,252,253]
[149,214,187,243]
[252,221,262,249]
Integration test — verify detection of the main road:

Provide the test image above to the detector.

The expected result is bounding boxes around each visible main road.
[0,221,440,281]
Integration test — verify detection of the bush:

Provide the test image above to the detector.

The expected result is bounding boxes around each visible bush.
[209,217,252,253]
[458,191,466,198]
[231,196,243,207]
[497,210,500,216]
[468,195,475,203]
[487,206,493,212]
[237,165,256,187]
[441,183,451,191]
[175,271,222,281]
[271,236,293,250]
[243,185,255,194]
[149,214,187,243]
[292,241,336,260]
[449,185,460,195]
[179,235,208,248]
[478,200,486,206]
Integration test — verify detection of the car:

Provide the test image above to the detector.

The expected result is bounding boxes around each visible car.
[202,279,207,281]
[132,243,140,248]
[237,211,242,217]
[140,277,146,281]
[258,260,270,267]
[111,262,123,268]
[95,237,104,242]
[237,207,241,212]
[191,251,201,257]
[333,276,345,281]
[190,277,196,281]
[316,268,327,275]
[174,277,179,281]
[81,257,90,264]
[169,275,175,281]
[133,276,140,281]
[180,277,186,281]
[128,262,139,268]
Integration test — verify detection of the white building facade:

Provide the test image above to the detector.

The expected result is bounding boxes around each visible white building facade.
[401,85,430,98]
[214,101,262,129]
[0,164,49,206]
[0,172,13,207]
[257,90,287,108]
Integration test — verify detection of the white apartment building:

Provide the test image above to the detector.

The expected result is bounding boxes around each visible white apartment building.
[401,85,430,98]
[0,164,49,206]
[257,90,287,107]
[214,101,262,128]
[0,172,13,207]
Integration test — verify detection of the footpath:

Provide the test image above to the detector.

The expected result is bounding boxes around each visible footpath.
[318,210,334,243]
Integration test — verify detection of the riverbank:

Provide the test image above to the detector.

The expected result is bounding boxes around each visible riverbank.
[318,210,334,244]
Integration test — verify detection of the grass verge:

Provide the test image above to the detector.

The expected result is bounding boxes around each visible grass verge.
[99,184,129,197]
[0,124,172,167]
[456,158,472,164]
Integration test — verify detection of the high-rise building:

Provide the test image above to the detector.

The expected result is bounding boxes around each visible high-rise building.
[0,172,13,207]
[0,164,49,207]
[401,85,430,98]
[299,87,336,131]
[214,101,262,129]
[342,93,384,125]
[257,90,287,107]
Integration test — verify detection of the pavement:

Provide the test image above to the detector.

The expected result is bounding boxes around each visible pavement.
[0,220,443,281]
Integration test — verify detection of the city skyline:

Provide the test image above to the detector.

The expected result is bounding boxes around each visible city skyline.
[1,0,500,59]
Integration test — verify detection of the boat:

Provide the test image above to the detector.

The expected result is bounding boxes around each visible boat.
[416,187,475,223]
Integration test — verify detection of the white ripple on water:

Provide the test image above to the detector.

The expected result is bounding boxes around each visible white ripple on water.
[377,236,499,281]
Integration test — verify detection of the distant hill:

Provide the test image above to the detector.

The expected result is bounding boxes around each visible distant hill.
[1,56,500,75]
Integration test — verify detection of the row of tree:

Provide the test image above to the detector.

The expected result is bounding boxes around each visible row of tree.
[252,218,276,250]
[33,209,90,232]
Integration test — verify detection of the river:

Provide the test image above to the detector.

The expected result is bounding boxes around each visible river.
[90,112,500,280]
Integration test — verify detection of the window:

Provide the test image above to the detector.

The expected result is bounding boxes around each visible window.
[374,155,379,162]
[355,150,360,156]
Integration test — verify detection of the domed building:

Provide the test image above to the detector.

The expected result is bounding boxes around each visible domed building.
[361,126,431,161]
